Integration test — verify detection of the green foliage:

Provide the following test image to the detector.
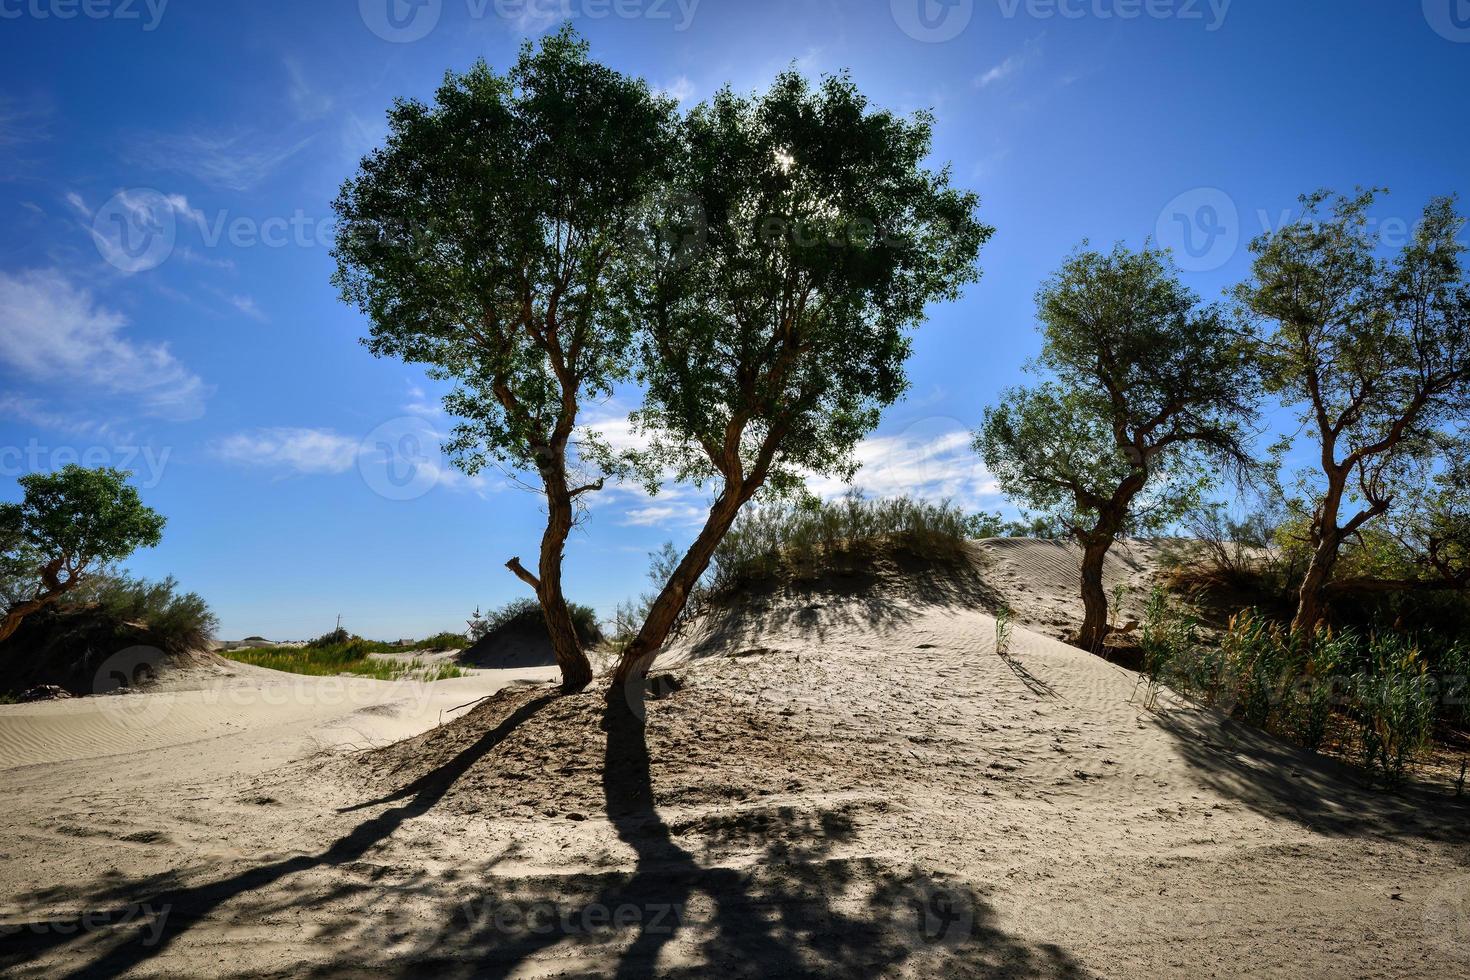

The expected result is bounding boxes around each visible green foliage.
[73,573,218,652]
[1236,189,1470,625]
[417,631,468,652]
[994,604,1014,658]
[1135,587,1200,710]
[967,510,1068,540]
[706,493,977,595]
[631,69,990,497]
[2,466,166,601]
[222,642,464,682]
[332,26,675,478]
[476,597,602,646]
[1144,606,1441,783]
[977,244,1258,540]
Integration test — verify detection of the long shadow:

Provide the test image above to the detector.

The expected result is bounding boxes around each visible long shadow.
[1153,701,1470,844]
[1,692,558,978]
[392,685,1092,978]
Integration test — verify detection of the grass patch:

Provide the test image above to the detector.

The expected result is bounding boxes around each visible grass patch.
[1134,592,1443,784]
[222,639,466,681]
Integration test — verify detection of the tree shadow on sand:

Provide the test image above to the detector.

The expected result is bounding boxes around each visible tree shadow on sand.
[4,686,1089,979]
[1153,702,1470,844]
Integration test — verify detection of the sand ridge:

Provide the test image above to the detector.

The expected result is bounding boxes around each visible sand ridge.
[1,541,1467,977]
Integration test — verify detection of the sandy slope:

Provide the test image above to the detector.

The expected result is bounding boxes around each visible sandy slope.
[2,542,1468,978]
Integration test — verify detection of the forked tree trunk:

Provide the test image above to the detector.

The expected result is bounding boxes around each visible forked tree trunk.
[507,454,593,692]
[1076,536,1115,654]
[610,487,749,687]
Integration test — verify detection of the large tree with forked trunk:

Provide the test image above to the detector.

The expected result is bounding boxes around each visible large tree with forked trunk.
[332,28,676,690]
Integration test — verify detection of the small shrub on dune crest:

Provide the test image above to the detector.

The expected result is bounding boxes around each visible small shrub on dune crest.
[71,573,218,653]
[707,492,979,595]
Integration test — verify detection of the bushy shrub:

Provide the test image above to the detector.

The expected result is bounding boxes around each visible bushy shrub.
[475,597,601,647]
[1145,607,1442,783]
[707,492,978,596]
[74,573,218,652]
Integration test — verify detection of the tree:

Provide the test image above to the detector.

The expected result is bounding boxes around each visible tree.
[0,466,165,644]
[1236,190,1470,632]
[331,28,676,690]
[609,71,991,686]
[977,244,1257,652]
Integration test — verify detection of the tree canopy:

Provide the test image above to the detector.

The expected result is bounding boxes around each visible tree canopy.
[978,243,1257,649]
[1,466,166,644]
[1236,189,1470,630]
[610,69,991,683]
[331,27,677,689]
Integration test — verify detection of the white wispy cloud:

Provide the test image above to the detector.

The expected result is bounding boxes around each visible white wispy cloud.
[977,54,1025,88]
[214,423,496,496]
[0,269,209,421]
[284,57,334,121]
[213,427,358,474]
[129,128,315,191]
[224,293,267,321]
[657,76,697,105]
[807,423,1001,508]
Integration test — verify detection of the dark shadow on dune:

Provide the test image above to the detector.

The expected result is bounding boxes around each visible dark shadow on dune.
[1152,702,1470,844]
[364,686,1090,979]
[0,693,558,979]
[3,683,1090,978]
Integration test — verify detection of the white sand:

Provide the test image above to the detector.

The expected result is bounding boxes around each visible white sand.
[1,540,1466,977]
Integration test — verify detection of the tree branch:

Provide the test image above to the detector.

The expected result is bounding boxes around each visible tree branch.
[504,557,541,592]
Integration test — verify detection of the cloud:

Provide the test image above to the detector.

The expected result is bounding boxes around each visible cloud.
[976,54,1025,88]
[214,423,496,495]
[975,39,1042,88]
[805,422,1001,509]
[0,269,209,420]
[213,427,358,474]
[223,293,267,321]
[284,57,334,121]
[128,129,315,191]
[657,76,696,105]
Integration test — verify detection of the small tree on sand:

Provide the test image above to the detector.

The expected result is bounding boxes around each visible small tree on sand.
[332,28,675,690]
[1236,190,1470,633]
[977,244,1257,652]
[609,71,991,686]
[0,466,165,644]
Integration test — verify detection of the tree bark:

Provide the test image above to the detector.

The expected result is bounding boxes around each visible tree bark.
[1076,535,1115,653]
[610,487,749,688]
[1291,468,1347,636]
[507,452,593,692]
[0,589,69,645]
[1291,534,1340,635]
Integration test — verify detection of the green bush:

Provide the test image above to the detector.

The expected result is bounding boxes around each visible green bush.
[221,641,465,681]
[72,573,218,652]
[1145,607,1443,783]
[475,598,602,647]
[707,492,978,595]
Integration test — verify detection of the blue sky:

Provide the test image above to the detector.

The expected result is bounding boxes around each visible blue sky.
[2,0,1468,639]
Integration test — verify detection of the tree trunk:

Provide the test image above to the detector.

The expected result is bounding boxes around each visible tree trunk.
[507,456,593,692]
[0,589,68,645]
[1076,536,1115,653]
[610,487,748,688]
[1292,469,1347,636]
[1292,535,1340,635]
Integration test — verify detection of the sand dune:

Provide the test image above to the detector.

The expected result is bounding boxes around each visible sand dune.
[1,543,1465,977]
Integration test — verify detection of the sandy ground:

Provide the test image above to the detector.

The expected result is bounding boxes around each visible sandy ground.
[3,540,1469,977]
